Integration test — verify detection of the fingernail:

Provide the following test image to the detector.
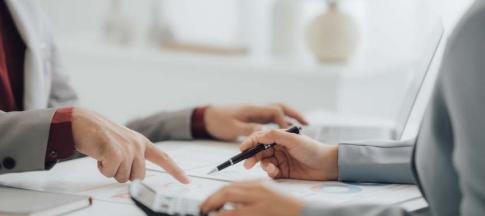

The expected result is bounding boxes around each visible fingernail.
[267,165,274,172]
[180,175,191,184]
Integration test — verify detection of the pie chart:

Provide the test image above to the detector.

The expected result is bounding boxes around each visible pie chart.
[310,182,363,194]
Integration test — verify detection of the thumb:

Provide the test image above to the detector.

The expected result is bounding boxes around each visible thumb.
[236,121,264,136]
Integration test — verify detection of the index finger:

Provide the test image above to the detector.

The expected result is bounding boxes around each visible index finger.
[275,103,309,125]
[240,129,300,151]
[239,131,266,151]
[145,144,190,184]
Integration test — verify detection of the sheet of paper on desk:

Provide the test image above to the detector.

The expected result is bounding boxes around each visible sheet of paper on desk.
[271,180,422,205]
[146,140,271,181]
[79,171,229,205]
[187,162,270,182]
[146,140,236,171]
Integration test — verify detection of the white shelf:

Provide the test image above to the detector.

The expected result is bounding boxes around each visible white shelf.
[57,37,350,78]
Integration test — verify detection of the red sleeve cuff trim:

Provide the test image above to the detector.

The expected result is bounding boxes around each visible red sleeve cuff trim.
[45,107,76,165]
[190,106,214,139]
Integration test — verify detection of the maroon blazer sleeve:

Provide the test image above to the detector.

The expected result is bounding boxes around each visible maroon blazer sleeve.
[191,106,214,139]
[44,107,76,169]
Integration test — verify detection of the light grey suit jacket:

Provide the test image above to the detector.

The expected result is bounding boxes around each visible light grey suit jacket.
[302,1,485,215]
[0,0,193,174]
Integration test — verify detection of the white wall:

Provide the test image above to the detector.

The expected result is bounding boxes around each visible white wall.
[59,41,340,123]
[37,0,475,123]
[433,0,474,30]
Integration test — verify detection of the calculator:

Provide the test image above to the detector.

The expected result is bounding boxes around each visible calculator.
[130,180,208,216]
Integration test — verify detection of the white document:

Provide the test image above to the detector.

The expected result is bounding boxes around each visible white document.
[271,179,421,205]
[146,140,271,181]
[146,140,237,171]
[79,171,228,205]
[187,162,270,182]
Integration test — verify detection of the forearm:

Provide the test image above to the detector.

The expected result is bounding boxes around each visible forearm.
[126,108,194,142]
[338,139,416,184]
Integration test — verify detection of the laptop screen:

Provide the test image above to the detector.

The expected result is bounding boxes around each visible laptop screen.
[395,24,444,140]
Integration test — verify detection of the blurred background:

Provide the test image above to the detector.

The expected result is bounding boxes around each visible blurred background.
[37,0,473,127]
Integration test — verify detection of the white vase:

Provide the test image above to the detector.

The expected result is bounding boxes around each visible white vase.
[306,1,359,63]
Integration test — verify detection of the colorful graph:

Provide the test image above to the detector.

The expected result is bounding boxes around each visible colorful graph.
[310,182,363,194]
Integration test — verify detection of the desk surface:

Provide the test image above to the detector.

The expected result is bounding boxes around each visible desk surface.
[0,140,427,215]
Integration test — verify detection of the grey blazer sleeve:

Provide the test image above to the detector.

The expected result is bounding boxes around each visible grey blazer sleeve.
[0,109,56,174]
[302,203,409,216]
[441,7,485,215]
[338,139,415,184]
[126,108,194,142]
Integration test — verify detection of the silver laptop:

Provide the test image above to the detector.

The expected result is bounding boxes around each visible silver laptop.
[304,23,444,143]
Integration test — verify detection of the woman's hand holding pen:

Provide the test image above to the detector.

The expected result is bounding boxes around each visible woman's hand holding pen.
[241,129,339,181]
[200,130,339,215]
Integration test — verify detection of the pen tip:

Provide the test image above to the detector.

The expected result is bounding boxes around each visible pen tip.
[207,168,218,175]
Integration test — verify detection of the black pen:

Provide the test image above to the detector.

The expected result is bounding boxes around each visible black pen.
[207,126,302,175]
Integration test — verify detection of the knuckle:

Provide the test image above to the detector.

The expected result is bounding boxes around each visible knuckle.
[248,136,258,145]
[130,173,141,181]
[105,171,116,178]
[139,171,146,180]
[240,106,251,113]
[116,177,128,183]
[127,132,146,154]
[112,148,123,160]
[135,134,149,148]
[221,189,233,199]
[274,102,284,107]
[159,152,170,161]
[268,129,279,136]
[130,142,142,156]
[270,106,281,113]
[219,186,233,197]
[98,137,112,154]
[99,133,111,145]
[106,171,116,178]
[99,168,112,177]
[118,173,130,183]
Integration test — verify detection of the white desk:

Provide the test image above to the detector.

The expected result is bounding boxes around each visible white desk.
[0,141,428,215]
[68,200,144,216]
